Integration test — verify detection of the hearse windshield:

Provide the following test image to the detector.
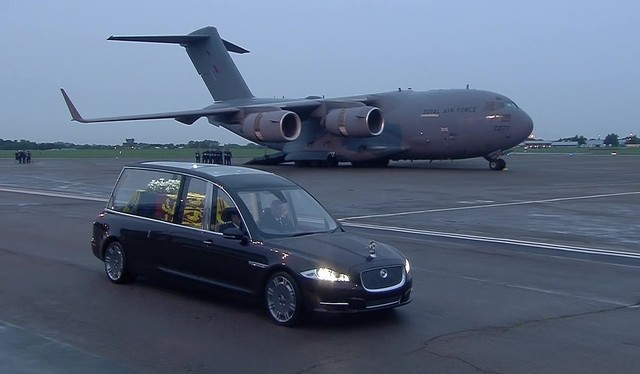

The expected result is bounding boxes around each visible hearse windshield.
[237,187,338,237]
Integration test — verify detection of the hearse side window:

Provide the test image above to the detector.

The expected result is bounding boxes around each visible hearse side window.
[211,187,238,232]
[175,177,209,229]
[109,168,182,222]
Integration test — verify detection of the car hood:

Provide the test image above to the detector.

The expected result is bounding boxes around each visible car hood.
[265,231,405,269]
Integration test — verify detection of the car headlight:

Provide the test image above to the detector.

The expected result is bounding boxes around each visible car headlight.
[405,258,411,274]
[301,268,350,282]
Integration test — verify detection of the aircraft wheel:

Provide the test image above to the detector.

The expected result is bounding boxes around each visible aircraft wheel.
[326,155,339,167]
[489,159,506,171]
[351,159,389,168]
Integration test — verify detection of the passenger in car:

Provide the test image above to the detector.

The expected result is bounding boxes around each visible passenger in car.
[217,207,242,232]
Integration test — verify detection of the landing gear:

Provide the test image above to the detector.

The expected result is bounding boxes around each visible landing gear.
[488,158,506,171]
[484,152,507,171]
[294,154,339,168]
[350,159,390,167]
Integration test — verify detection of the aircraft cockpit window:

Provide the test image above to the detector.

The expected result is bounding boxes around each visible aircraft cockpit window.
[485,100,518,111]
[484,101,504,111]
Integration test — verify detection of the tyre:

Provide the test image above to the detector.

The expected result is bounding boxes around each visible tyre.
[490,159,506,170]
[103,241,133,284]
[326,155,339,167]
[265,271,302,326]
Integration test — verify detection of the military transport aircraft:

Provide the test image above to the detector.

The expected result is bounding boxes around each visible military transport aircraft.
[61,26,534,170]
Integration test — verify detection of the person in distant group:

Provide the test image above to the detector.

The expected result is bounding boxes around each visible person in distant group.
[26,150,31,164]
[224,148,232,165]
[202,150,210,164]
[213,149,223,164]
[195,151,201,163]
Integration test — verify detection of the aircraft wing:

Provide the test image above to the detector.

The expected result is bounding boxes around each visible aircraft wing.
[60,88,239,125]
[242,96,375,118]
[61,88,376,126]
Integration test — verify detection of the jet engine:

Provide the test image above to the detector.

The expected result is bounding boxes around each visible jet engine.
[242,111,302,142]
[324,106,384,137]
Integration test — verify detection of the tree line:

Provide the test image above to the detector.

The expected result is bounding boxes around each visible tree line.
[0,139,263,151]
[556,133,639,147]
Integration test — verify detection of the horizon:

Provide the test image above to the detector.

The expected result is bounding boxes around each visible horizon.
[1,1,638,144]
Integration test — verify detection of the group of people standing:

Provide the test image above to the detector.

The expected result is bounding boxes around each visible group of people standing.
[14,150,32,164]
[195,149,232,165]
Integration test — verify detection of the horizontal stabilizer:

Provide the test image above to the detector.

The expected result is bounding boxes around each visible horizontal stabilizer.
[108,35,208,44]
[108,35,249,54]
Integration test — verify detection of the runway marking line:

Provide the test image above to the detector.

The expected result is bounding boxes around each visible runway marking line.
[460,275,630,307]
[341,191,640,220]
[3,186,638,260]
[341,222,640,260]
[0,186,107,202]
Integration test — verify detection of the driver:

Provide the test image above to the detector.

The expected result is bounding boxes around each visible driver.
[262,199,292,231]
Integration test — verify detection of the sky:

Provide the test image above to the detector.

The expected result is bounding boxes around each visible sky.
[1,0,638,145]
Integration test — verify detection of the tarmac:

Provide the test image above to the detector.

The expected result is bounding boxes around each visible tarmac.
[0,153,639,373]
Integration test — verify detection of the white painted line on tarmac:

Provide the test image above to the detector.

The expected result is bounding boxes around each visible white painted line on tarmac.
[341,191,640,220]
[460,275,632,307]
[4,186,638,261]
[0,187,107,202]
[341,222,640,260]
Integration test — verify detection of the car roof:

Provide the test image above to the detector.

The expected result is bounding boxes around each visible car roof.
[127,161,296,189]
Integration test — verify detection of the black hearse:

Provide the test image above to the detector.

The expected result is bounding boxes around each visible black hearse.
[92,161,412,326]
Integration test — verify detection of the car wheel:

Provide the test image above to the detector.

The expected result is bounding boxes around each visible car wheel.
[265,271,302,326]
[104,241,133,284]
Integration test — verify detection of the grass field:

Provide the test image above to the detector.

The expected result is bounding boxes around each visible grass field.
[0,146,277,159]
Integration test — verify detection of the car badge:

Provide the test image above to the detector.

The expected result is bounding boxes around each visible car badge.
[380,269,388,278]
[368,240,377,259]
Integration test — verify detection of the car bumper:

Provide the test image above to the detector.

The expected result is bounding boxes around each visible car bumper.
[301,277,413,313]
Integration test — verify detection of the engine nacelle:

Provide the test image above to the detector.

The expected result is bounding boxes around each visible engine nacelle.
[241,111,301,142]
[324,106,384,137]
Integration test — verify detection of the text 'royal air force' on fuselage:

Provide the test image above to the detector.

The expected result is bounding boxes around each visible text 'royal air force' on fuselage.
[61,26,534,170]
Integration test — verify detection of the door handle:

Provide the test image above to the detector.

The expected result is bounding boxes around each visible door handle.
[203,239,213,246]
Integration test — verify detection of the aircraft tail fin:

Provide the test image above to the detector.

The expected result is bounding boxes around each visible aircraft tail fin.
[108,26,254,101]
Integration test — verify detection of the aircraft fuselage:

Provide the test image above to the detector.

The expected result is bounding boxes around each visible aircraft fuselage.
[209,88,533,164]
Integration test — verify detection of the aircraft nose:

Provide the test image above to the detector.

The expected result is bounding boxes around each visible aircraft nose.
[514,110,534,140]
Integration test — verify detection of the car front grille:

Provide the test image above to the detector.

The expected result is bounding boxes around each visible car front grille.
[360,266,404,292]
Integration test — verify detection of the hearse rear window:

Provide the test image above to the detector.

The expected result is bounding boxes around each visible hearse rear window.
[109,168,182,222]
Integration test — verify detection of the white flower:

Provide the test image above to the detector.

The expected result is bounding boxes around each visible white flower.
[147,178,180,193]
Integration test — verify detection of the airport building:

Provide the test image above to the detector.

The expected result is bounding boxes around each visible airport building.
[522,139,607,148]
